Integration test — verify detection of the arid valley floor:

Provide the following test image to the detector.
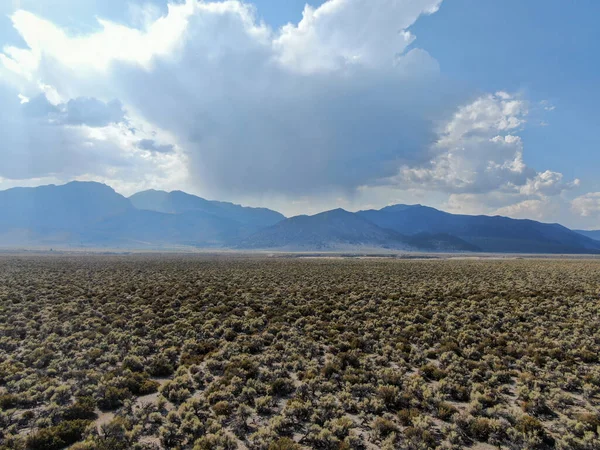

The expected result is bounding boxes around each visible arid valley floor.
[1,255,599,449]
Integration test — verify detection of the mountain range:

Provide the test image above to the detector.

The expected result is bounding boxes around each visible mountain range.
[574,229,600,242]
[0,181,598,254]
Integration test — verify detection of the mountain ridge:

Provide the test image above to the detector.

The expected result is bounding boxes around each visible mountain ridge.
[574,229,600,242]
[129,189,285,228]
[0,181,598,253]
[357,204,600,254]
[236,208,480,252]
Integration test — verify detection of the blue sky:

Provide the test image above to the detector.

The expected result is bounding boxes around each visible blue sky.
[0,0,599,227]
[410,0,600,189]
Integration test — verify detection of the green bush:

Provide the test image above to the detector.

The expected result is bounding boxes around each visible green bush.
[270,378,295,397]
[26,420,90,450]
[148,354,174,377]
[63,397,97,421]
[97,386,131,410]
[0,394,20,410]
[269,438,302,450]
[372,417,398,439]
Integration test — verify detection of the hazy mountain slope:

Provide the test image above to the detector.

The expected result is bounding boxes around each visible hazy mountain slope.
[404,233,481,252]
[83,209,242,247]
[0,181,597,253]
[129,190,284,230]
[575,230,600,241]
[237,208,407,250]
[0,181,131,243]
[0,182,248,247]
[358,204,600,254]
[236,208,479,251]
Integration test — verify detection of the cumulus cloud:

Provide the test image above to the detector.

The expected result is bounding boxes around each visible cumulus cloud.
[0,85,118,179]
[58,97,125,126]
[0,0,591,224]
[3,5,192,72]
[572,193,600,218]
[519,170,580,197]
[388,91,582,223]
[397,92,534,193]
[0,0,449,198]
[494,199,559,221]
[273,0,442,73]
[442,193,566,223]
[22,94,125,126]
[138,138,174,153]
[0,83,186,192]
[20,93,59,117]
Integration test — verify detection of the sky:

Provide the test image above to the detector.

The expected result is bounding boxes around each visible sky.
[0,0,599,229]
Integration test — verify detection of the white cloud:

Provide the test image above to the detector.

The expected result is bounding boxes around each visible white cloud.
[1,0,450,198]
[57,97,125,126]
[0,82,187,191]
[572,193,600,218]
[540,100,556,112]
[443,193,566,224]
[5,4,194,73]
[21,94,126,127]
[0,0,590,226]
[394,92,579,209]
[138,139,174,154]
[494,198,559,221]
[519,170,580,197]
[396,92,534,193]
[274,0,442,74]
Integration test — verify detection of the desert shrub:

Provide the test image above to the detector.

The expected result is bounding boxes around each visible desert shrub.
[403,426,437,448]
[193,432,237,450]
[439,379,470,402]
[377,385,400,409]
[147,354,174,377]
[468,417,497,442]
[268,437,302,450]
[2,256,600,449]
[117,371,159,396]
[420,363,446,381]
[213,400,232,416]
[269,378,295,397]
[283,399,312,423]
[25,419,90,450]
[435,402,458,421]
[255,395,274,415]
[576,413,600,433]
[190,365,208,388]
[50,385,72,405]
[248,427,278,450]
[515,415,545,435]
[520,389,555,417]
[96,386,131,410]
[63,396,97,420]
[514,414,555,447]
[122,356,144,373]
[372,417,398,439]
[328,416,353,439]
[321,362,340,379]
[344,432,366,450]
[138,378,160,395]
[93,416,137,450]
[397,408,420,426]
[304,425,342,449]
[336,352,361,370]
[160,376,193,404]
[0,394,20,410]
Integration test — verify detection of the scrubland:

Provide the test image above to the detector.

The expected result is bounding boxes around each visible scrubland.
[0,255,599,449]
